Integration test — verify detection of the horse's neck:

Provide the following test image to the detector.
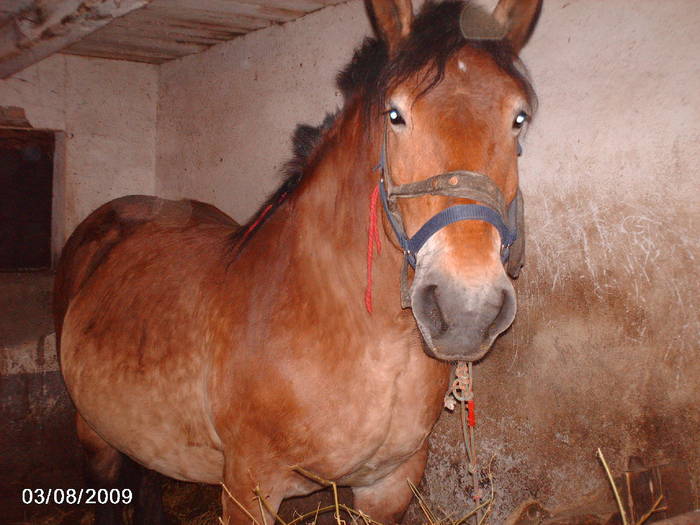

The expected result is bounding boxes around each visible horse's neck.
[285,107,411,333]
[218,105,435,381]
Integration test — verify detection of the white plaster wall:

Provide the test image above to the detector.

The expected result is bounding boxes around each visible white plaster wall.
[157,0,371,222]
[156,0,699,518]
[0,54,158,257]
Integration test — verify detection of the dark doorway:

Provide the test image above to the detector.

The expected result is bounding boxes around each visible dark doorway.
[0,129,54,270]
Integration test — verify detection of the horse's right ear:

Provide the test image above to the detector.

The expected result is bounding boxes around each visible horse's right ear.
[366,0,413,55]
[493,0,542,54]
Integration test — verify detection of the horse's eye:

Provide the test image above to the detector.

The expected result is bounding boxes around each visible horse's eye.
[388,108,406,126]
[513,111,528,130]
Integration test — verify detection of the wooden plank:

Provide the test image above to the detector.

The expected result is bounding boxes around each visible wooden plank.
[107,17,245,44]
[84,32,209,55]
[65,34,201,60]
[61,41,176,63]
[102,27,235,47]
[63,8,263,60]
[152,0,307,22]
[72,20,215,51]
[0,0,153,79]
[227,0,332,10]
[129,7,268,33]
[60,47,167,64]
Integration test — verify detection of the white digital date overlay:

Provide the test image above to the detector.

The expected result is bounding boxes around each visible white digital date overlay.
[22,488,133,505]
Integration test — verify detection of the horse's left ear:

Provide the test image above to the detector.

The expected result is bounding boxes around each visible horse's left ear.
[366,0,413,55]
[492,0,543,54]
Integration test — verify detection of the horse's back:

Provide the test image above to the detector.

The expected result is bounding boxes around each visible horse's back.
[54,195,238,343]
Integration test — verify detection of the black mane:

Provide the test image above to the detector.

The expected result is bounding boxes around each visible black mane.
[228,1,535,259]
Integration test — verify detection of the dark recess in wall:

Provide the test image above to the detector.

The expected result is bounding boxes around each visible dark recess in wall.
[0,129,54,271]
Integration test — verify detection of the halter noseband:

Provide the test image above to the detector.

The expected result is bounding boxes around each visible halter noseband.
[376,125,524,308]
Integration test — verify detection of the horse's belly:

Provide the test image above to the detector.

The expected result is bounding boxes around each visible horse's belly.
[61,311,224,484]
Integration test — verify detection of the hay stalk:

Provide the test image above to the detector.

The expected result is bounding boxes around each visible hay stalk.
[635,495,664,525]
[221,481,261,525]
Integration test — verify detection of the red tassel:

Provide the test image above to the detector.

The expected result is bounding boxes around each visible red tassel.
[365,184,382,313]
[239,203,273,246]
[468,399,476,427]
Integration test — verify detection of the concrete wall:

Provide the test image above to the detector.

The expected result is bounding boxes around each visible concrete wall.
[156,0,700,520]
[157,0,371,222]
[0,54,158,260]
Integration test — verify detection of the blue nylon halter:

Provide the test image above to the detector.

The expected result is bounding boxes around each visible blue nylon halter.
[377,177,517,268]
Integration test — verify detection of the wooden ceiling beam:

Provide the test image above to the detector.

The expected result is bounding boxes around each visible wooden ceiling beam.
[0,0,153,79]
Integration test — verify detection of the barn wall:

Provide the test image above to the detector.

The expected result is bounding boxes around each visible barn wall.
[0,54,158,259]
[156,0,371,222]
[155,0,699,519]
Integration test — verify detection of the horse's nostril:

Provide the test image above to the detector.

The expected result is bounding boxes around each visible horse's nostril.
[487,287,516,338]
[419,284,449,338]
[486,290,506,336]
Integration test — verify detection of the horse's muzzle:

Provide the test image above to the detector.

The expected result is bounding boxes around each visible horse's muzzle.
[411,270,516,361]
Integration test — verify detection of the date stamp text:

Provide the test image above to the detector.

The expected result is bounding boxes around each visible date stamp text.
[21,488,133,505]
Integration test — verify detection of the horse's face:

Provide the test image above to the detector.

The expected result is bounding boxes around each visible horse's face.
[375,0,540,362]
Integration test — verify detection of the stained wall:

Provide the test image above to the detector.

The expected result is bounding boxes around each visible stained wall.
[156,0,370,221]
[0,50,158,427]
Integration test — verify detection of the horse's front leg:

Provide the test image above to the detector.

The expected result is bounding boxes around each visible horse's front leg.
[220,459,290,525]
[352,443,429,525]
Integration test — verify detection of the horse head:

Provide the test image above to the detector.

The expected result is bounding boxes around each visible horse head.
[362,0,541,361]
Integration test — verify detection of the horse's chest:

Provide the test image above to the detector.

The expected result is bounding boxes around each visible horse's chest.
[296,350,449,485]
[364,376,445,467]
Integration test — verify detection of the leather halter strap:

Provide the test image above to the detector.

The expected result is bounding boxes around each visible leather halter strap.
[376,125,521,307]
[379,170,518,267]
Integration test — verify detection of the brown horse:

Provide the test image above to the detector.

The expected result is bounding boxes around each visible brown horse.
[54,0,541,523]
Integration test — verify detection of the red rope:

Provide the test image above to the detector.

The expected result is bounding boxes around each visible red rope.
[238,203,273,247]
[365,184,382,313]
